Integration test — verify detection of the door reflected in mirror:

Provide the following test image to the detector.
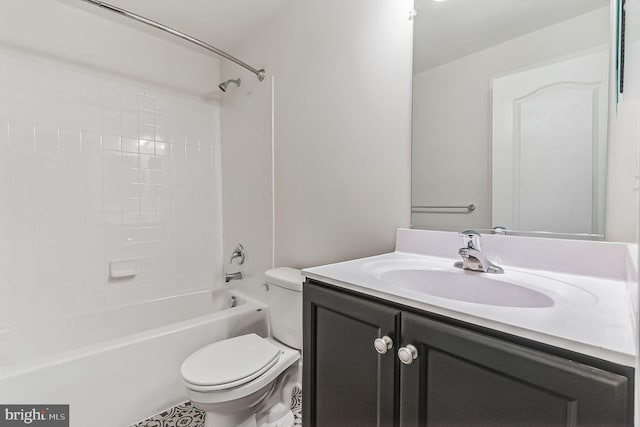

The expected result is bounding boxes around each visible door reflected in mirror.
[411,0,611,239]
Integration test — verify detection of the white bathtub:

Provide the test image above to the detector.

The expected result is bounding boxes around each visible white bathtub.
[0,289,269,427]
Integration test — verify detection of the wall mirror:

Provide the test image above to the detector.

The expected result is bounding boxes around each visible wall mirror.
[411,0,612,239]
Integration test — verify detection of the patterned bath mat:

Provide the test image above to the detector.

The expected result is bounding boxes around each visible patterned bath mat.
[132,386,303,427]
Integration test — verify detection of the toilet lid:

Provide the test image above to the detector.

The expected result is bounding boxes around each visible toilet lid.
[181,334,281,388]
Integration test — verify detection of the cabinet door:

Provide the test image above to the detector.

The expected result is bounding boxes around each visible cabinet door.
[303,282,400,427]
[399,312,630,427]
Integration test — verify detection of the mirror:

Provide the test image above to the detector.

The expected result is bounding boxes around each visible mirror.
[411,0,611,239]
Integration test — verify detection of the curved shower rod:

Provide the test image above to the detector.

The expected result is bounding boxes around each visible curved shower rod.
[77,0,266,81]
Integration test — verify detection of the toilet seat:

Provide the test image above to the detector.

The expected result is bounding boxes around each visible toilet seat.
[181,334,281,391]
[182,335,301,404]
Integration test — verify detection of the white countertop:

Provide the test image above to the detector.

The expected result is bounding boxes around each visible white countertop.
[302,229,638,367]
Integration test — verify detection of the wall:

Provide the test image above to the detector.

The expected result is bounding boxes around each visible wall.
[0,0,220,96]
[614,0,640,421]
[0,1,223,329]
[606,1,640,243]
[412,7,610,231]
[221,0,413,275]
[220,77,274,302]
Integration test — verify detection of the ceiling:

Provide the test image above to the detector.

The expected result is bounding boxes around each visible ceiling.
[74,0,290,53]
[413,0,610,74]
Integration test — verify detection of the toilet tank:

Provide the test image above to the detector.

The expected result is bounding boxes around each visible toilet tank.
[265,267,303,350]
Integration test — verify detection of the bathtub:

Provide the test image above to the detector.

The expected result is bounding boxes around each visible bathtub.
[0,289,269,427]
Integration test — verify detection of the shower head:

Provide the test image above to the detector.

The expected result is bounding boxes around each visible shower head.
[218,78,241,92]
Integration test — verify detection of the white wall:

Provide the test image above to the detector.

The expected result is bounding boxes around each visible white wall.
[220,77,274,302]
[0,1,224,329]
[221,0,413,273]
[613,0,640,421]
[605,0,640,243]
[0,0,220,96]
[412,7,610,231]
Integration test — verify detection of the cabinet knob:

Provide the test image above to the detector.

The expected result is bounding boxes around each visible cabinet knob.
[373,336,393,354]
[398,344,418,365]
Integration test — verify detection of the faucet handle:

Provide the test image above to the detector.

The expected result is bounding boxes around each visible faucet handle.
[230,244,245,265]
[460,230,481,250]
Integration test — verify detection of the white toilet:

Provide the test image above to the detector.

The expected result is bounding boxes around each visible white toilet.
[181,268,303,427]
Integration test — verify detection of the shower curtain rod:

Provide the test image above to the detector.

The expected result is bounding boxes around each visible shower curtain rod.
[77,0,266,81]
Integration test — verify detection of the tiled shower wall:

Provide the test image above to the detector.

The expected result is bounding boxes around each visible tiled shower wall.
[0,47,223,329]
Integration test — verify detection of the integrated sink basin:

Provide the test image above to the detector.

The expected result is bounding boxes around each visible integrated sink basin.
[363,259,597,309]
[379,269,553,308]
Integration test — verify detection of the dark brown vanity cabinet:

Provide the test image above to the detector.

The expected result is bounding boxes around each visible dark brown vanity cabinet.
[303,280,633,427]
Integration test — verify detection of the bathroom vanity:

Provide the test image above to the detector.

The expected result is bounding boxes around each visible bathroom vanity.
[301,229,637,426]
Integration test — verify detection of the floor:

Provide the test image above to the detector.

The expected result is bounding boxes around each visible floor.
[132,386,302,427]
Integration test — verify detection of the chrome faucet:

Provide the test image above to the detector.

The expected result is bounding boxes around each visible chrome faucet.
[225,271,243,283]
[226,244,245,283]
[454,230,504,274]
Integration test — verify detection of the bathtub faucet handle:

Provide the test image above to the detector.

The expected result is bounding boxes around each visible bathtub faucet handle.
[230,244,245,265]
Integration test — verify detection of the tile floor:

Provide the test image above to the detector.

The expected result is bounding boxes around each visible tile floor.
[132,386,302,427]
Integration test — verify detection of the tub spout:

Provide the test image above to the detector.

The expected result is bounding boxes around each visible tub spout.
[225,271,243,283]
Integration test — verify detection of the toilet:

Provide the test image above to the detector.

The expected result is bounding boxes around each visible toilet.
[181,268,303,427]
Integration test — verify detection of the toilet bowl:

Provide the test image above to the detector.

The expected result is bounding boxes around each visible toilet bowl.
[181,268,303,427]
